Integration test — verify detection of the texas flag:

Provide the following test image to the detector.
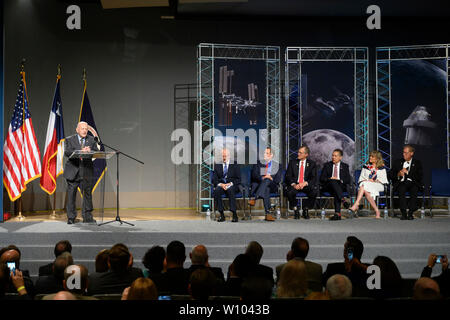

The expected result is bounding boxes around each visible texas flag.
[40,75,65,194]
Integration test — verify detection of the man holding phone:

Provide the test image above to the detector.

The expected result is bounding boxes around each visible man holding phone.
[0,263,31,299]
[421,254,449,298]
[0,245,35,297]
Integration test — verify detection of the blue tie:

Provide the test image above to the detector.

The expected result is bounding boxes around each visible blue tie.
[223,164,228,182]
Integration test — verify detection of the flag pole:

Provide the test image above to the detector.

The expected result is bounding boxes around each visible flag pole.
[49,64,62,220]
[16,59,26,221]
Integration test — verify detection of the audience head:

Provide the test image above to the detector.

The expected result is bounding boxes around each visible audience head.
[63,265,89,294]
[345,236,364,261]
[0,263,10,296]
[368,150,384,168]
[413,277,441,300]
[326,274,352,300]
[372,256,403,297]
[126,278,158,300]
[403,144,415,161]
[245,241,263,265]
[241,276,273,300]
[54,240,72,258]
[291,237,309,259]
[95,249,110,273]
[53,252,74,281]
[108,243,131,273]
[230,254,253,278]
[189,268,217,300]
[0,245,21,269]
[166,241,186,267]
[143,246,166,273]
[190,245,208,266]
[332,149,343,164]
[297,146,310,161]
[276,260,307,298]
[53,291,77,300]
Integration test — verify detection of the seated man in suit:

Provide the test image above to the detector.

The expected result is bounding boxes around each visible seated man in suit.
[39,240,72,276]
[322,236,369,297]
[187,245,225,285]
[213,148,241,222]
[285,146,318,219]
[248,147,282,221]
[35,252,73,294]
[390,144,423,220]
[276,237,322,292]
[320,149,351,221]
[244,241,274,288]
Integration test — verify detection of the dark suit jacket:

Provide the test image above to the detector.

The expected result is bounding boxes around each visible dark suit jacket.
[34,275,64,294]
[320,161,351,186]
[63,134,99,181]
[38,263,53,277]
[155,267,190,295]
[212,163,241,188]
[251,264,274,287]
[251,161,282,185]
[390,158,423,189]
[187,265,225,284]
[285,158,318,187]
[87,267,143,295]
[323,262,370,297]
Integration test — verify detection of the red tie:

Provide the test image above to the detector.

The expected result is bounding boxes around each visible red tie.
[264,163,268,176]
[333,164,338,178]
[298,161,304,183]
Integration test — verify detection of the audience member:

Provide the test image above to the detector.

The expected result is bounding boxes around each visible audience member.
[142,246,166,279]
[88,243,143,295]
[52,291,77,300]
[187,245,225,286]
[241,276,273,300]
[0,263,31,300]
[276,260,308,298]
[421,254,449,298]
[35,252,73,294]
[223,254,253,296]
[322,236,369,297]
[188,268,218,300]
[122,277,158,300]
[326,274,352,300]
[370,256,403,299]
[413,277,441,300]
[0,245,35,297]
[38,240,72,276]
[276,237,322,292]
[244,241,274,286]
[95,249,110,273]
[305,291,330,300]
[155,240,190,295]
[43,265,97,300]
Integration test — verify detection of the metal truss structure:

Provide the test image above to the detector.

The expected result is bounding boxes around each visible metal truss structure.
[376,44,450,169]
[197,44,280,212]
[285,47,369,168]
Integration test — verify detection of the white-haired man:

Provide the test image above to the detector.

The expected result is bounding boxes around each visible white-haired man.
[64,121,99,224]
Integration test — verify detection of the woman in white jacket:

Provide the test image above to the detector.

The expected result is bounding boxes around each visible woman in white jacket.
[349,150,388,219]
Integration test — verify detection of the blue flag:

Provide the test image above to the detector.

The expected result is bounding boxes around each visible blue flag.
[79,79,106,193]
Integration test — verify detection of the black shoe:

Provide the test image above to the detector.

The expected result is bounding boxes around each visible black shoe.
[232,214,238,223]
[329,214,341,221]
[67,219,74,225]
[83,219,96,224]
[294,210,300,219]
[217,213,225,222]
[342,199,350,209]
[302,209,310,220]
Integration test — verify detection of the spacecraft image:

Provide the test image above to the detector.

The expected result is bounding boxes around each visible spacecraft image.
[403,106,437,146]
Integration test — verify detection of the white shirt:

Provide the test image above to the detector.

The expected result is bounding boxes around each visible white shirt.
[401,159,412,182]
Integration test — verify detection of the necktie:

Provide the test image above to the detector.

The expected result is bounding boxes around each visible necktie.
[264,163,268,176]
[223,163,228,181]
[333,164,338,179]
[298,161,304,184]
[80,138,85,149]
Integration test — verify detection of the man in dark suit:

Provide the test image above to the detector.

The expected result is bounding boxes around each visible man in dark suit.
[322,236,370,297]
[285,146,318,219]
[38,240,72,276]
[248,148,282,221]
[390,145,423,220]
[64,121,99,224]
[320,149,351,221]
[87,243,143,295]
[35,252,73,294]
[212,148,241,222]
[244,241,274,288]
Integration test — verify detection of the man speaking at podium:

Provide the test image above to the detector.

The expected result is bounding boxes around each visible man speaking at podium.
[64,121,99,224]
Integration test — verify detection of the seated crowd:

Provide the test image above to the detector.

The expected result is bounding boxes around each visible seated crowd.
[0,237,448,300]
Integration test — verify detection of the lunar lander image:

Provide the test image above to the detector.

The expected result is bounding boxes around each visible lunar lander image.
[403,105,437,146]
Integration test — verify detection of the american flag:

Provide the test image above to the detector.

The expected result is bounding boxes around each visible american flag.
[40,74,65,195]
[3,72,42,201]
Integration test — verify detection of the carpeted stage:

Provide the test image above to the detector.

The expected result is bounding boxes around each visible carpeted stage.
[1,209,449,281]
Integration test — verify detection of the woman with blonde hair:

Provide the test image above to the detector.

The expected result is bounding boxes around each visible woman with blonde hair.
[276,260,308,298]
[121,277,158,300]
[349,150,388,219]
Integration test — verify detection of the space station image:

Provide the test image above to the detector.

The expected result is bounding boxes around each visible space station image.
[403,105,437,146]
[217,65,262,126]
